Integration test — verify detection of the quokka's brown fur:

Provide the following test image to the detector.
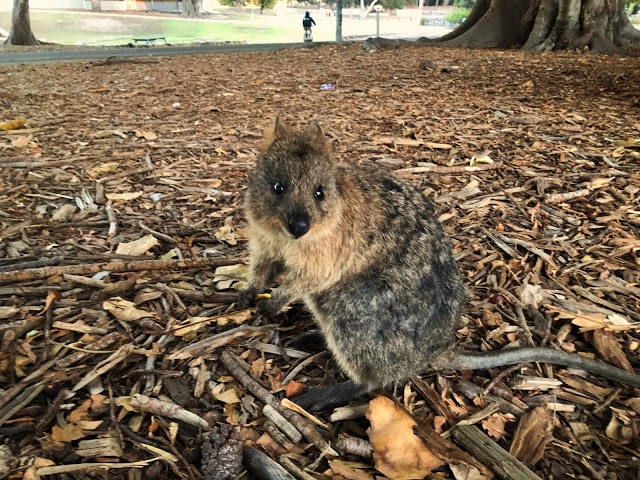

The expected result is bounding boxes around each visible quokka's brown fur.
[240,119,640,411]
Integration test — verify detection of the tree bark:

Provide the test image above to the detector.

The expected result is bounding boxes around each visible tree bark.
[436,0,640,53]
[90,0,101,11]
[5,0,38,46]
[182,0,202,17]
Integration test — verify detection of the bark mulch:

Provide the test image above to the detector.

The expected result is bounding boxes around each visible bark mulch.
[1,43,639,479]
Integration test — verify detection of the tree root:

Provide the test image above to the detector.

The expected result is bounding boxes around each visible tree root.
[362,0,640,55]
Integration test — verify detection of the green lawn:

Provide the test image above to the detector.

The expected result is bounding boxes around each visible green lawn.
[0,11,302,45]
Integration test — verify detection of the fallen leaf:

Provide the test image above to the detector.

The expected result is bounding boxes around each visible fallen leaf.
[103,297,158,321]
[11,136,31,148]
[509,406,553,466]
[285,380,306,399]
[115,234,159,256]
[329,460,374,480]
[0,117,26,131]
[214,388,241,404]
[51,423,85,442]
[105,192,143,201]
[366,396,443,479]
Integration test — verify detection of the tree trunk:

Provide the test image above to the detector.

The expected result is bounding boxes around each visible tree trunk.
[90,0,101,11]
[437,0,640,53]
[182,0,202,17]
[5,0,38,46]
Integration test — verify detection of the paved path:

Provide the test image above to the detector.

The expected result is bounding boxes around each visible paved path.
[0,42,330,65]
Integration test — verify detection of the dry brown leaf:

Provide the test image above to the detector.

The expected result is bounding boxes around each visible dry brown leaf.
[103,297,159,321]
[509,406,553,466]
[105,192,143,201]
[115,234,159,256]
[481,413,509,440]
[214,388,241,404]
[11,136,31,148]
[590,330,634,372]
[51,423,85,442]
[366,396,443,479]
[285,380,306,399]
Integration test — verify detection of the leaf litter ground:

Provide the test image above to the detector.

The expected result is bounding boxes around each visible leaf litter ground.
[0,43,639,479]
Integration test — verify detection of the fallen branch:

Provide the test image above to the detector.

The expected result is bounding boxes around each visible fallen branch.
[0,256,61,273]
[220,351,338,456]
[397,161,503,175]
[545,188,590,203]
[168,325,275,360]
[451,425,540,480]
[117,394,211,432]
[0,257,240,285]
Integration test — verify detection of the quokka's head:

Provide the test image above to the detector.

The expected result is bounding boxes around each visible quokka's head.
[246,119,342,240]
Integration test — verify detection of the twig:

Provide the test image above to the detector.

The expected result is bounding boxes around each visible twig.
[98,165,153,184]
[169,325,275,360]
[0,256,61,273]
[0,381,46,428]
[397,161,503,175]
[63,273,107,288]
[56,331,121,368]
[220,351,338,456]
[493,232,557,270]
[106,205,117,238]
[116,394,211,432]
[282,352,326,385]
[546,188,590,203]
[243,446,296,480]
[492,287,535,347]
[263,404,304,443]
[335,433,374,459]
[72,344,135,392]
[481,364,525,397]
[278,455,318,480]
[139,221,178,245]
[0,256,240,284]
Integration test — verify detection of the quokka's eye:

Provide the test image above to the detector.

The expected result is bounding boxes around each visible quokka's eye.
[272,182,285,195]
[315,186,324,200]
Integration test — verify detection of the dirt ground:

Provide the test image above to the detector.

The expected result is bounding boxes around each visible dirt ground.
[1,44,639,479]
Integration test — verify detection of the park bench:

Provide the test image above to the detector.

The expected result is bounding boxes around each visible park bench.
[132,36,168,46]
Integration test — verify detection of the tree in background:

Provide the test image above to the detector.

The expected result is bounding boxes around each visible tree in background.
[437,0,640,53]
[182,0,203,17]
[257,0,277,12]
[5,0,38,45]
[219,0,246,8]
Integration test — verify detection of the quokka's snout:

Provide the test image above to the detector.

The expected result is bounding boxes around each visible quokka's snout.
[287,213,310,238]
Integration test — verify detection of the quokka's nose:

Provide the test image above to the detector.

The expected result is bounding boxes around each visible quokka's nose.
[288,216,310,238]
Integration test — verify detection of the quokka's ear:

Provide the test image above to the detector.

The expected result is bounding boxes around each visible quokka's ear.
[262,117,290,149]
[305,121,324,139]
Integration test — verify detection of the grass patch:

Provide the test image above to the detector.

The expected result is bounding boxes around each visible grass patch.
[0,10,301,45]
[444,7,471,24]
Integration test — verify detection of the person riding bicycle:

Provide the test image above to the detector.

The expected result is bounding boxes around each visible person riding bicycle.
[302,11,316,35]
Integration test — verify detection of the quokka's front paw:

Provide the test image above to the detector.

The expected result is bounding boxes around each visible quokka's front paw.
[237,287,257,309]
[256,298,282,318]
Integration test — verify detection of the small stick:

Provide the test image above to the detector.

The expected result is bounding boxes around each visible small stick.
[278,455,318,480]
[72,344,135,392]
[493,287,535,348]
[282,352,325,385]
[545,188,590,203]
[43,297,54,361]
[0,256,61,273]
[264,420,298,450]
[221,351,338,456]
[56,331,121,368]
[397,161,503,175]
[481,364,525,397]
[169,325,274,360]
[0,381,46,428]
[0,257,240,285]
[139,221,178,245]
[263,404,304,444]
[37,460,156,476]
[493,233,557,269]
[336,433,373,459]
[63,273,107,288]
[117,394,211,432]
[243,446,296,480]
[106,206,117,238]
